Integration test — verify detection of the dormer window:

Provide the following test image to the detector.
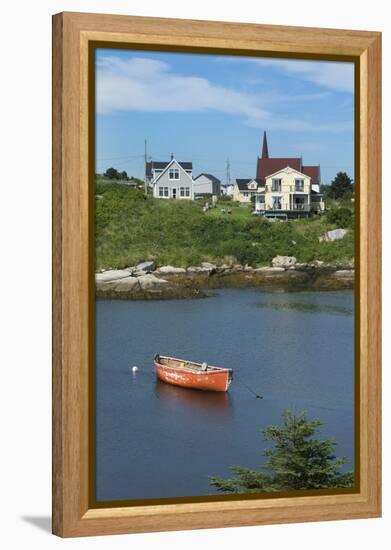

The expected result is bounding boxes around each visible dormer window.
[169,168,180,180]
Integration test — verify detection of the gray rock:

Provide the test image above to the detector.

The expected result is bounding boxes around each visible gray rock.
[201,262,217,272]
[157,265,186,274]
[132,271,147,277]
[135,260,157,273]
[272,255,297,268]
[137,274,169,290]
[216,264,231,273]
[187,264,214,273]
[100,277,141,291]
[95,270,135,283]
[320,229,348,242]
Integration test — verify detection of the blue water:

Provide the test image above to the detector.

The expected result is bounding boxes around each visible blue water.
[95,288,355,501]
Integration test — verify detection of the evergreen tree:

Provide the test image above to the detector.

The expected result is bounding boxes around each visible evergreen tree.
[209,410,354,493]
[328,172,354,199]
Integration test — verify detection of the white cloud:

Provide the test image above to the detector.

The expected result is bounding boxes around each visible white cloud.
[243,58,354,93]
[96,56,267,119]
[96,56,353,132]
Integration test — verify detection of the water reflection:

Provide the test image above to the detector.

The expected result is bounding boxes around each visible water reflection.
[154,379,232,418]
[256,293,353,316]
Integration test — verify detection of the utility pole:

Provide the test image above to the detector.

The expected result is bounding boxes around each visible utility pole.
[226,158,231,188]
[144,139,148,198]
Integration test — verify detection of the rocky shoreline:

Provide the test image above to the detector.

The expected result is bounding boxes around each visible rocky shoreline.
[96,257,354,300]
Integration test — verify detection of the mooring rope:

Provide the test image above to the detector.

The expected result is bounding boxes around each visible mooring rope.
[234,372,263,399]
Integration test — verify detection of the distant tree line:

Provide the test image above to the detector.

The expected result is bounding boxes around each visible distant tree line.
[103,167,131,181]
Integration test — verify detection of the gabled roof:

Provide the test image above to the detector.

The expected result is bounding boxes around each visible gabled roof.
[235,178,264,191]
[265,165,310,180]
[194,173,221,184]
[302,165,320,184]
[151,158,194,184]
[146,160,192,178]
[257,157,302,179]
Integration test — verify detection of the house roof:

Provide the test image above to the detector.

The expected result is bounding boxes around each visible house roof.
[302,165,320,184]
[146,160,192,178]
[265,165,311,180]
[256,157,302,179]
[235,178,264,191]
[151,158,194,185]
[194,173,221,184]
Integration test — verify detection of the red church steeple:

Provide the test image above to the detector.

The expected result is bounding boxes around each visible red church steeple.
[256,131,320,185]
[262,130,269,159]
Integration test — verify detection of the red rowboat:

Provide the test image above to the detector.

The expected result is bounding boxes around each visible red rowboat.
[154,354,233,392]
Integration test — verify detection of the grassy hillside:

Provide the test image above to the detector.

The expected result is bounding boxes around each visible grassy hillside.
[95,181,354,271]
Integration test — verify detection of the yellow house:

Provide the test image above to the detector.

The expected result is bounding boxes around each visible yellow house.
[233,178,264,203]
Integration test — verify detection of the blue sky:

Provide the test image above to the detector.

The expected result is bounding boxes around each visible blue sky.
[95,49,354,184]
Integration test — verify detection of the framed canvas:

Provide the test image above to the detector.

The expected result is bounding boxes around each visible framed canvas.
[52,12,381,537]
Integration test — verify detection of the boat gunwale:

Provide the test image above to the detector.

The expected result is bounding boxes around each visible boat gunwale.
[154,355,232,376]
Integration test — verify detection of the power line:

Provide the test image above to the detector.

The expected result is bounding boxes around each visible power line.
[97,153,144,162]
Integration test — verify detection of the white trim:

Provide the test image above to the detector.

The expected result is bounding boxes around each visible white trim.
[266,165,312,180]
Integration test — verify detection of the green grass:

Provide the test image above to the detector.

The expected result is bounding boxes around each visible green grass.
[95,181,355,271]
[205,202,254,220]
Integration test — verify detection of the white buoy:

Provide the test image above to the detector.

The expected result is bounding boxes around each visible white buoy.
[131,366,139,373]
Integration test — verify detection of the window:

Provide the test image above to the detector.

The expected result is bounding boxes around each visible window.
[158,187,164,197]
[169,168,180,180]
[185,187,190,197]
[180,187,185,197]
[272,196,282,209]
[294,196,306,210]
[243,191,249,197]
[164,187,169,197]
[271,179,282,192]
[295,179,304,192]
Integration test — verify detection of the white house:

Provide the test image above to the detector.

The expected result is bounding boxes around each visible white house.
[193,173,221,197]
[221,183,235,196]
[146,156,193,187]
[254,166,324,215]
[150,157,194,200]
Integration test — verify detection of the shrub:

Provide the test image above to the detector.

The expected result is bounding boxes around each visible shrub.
[326,207,353,229]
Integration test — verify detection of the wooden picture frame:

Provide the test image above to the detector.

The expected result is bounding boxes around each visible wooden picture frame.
[52,11,381,537]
